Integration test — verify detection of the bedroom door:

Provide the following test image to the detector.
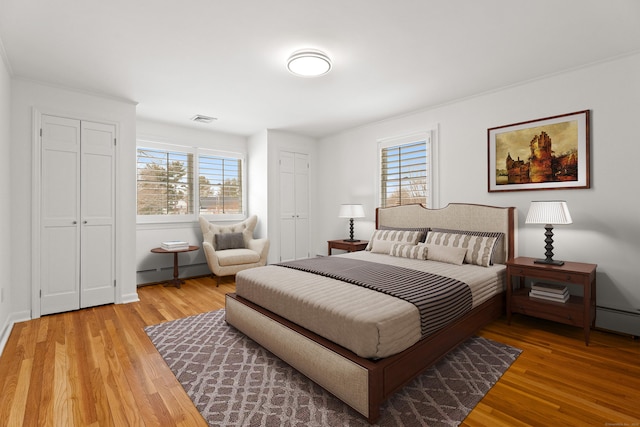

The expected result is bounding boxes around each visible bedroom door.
[279,151,309,261]
[38,114,116,315]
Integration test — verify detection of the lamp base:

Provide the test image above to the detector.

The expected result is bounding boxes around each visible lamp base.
[344,238,360,242]
[534,258,565,266]
[535,225,564,266]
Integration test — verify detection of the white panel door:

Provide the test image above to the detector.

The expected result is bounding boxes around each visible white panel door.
[279,151,309,262]
[40,115,81,315]
[294,153,309,259]
[279,151,296,262]
[39,115,116,315]
[80,121,115,308]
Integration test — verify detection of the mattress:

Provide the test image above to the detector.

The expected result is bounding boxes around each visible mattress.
[235,251,505,358]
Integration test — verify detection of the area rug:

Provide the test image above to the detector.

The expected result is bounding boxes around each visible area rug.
[145,310,521,427]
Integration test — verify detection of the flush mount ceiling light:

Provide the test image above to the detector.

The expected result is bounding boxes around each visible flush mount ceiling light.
[287,49,332,77]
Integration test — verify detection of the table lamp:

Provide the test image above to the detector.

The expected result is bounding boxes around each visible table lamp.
[338,204,365,242]
[525,200,572,266]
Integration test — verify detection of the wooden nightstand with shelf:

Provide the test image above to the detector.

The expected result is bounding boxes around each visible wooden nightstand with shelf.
[327,239,368,255]
[506,256,597,345]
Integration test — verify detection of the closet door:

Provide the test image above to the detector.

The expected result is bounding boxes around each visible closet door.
[293,153,309,259]
[279,151,296,262]
[80,121,115,308]
[279,150,309,262]
[39,115,116,315]
[40,115,82,315]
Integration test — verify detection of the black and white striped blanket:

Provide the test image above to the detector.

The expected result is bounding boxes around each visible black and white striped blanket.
[276,257,473,339]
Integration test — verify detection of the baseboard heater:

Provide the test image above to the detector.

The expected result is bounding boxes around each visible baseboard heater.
[136,262,209,274]
[136,262,210,287]
[596,306,640,338]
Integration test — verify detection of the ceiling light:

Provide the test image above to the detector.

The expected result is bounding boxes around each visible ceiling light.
[287,49,332,77]
[191,114,217,124]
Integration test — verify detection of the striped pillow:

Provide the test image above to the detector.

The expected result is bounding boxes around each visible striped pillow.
[389,243,428,260]
[425,229,504,267]
[366,229,423,253]
[379,226,429,243]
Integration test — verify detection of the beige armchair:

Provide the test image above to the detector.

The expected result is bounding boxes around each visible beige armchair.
[199,215,269,286]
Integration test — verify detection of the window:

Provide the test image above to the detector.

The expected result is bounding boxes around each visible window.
[137,146,194,217]
[136,142,245,222]
[379,132,435,208]
[198,151,243,215]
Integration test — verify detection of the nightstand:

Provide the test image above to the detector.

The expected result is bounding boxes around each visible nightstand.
[327,239,369,255]
[506,256,597,345]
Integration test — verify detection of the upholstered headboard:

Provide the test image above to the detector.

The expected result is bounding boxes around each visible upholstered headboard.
[375,203,517,264]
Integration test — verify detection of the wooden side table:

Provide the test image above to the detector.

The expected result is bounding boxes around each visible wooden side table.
[506,256,597,345]
[327,239,369,255]
[150,246,199,288]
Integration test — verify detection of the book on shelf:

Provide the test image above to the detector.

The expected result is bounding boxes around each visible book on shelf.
[530,288,569,298]
[529,289,570,303]
[531,282,568,294]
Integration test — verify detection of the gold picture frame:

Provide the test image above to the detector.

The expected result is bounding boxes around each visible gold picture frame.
[488,110,590,192]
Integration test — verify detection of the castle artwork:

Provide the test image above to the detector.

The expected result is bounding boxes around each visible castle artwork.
[488,110,589,192]
[495,120,579,186]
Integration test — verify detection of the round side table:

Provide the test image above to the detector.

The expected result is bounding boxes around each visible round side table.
[150,245,199,288]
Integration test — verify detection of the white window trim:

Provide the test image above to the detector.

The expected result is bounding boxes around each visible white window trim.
[376,125,439,209]
[136,141,247,224]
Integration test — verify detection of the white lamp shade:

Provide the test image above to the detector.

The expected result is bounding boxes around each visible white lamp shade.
[338,204,365,218]
[525,201,572,225]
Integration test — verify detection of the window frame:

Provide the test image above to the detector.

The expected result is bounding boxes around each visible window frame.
[377,129,439,209]
[197,147,247,222]
[136,140,246,224]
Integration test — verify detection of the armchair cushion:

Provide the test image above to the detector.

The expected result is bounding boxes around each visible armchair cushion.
[217,249,261,266]
[215,232,245,250]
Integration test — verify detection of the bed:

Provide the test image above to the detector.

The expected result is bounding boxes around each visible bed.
[225,203,517,423]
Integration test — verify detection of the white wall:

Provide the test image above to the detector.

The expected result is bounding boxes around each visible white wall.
[318,53,640,329]
[0,47,12,351]
[135,119,249,284]
[248,130,269,239]
[10,79,138,319]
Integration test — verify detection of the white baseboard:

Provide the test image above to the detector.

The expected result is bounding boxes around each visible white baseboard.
[0,310,31,356]
[120,292,140,304]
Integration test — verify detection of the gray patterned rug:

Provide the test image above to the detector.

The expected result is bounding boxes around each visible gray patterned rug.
[145,310,521,427]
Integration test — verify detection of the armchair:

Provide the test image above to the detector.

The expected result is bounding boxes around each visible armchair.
[199,215,269,286]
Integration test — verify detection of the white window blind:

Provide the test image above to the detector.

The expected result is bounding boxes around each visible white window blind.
[380,136,430,208]
[198,153,243,215]
[136,147,194,216]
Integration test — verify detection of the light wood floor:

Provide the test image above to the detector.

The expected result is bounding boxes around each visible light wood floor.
[1,276,638,426]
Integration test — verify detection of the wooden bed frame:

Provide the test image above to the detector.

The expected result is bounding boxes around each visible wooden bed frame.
[225,203,517,423]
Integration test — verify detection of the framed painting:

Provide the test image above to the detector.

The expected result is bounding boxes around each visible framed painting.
[488,110,590,192]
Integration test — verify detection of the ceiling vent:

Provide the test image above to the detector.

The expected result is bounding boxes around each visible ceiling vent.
[191,114,217,124]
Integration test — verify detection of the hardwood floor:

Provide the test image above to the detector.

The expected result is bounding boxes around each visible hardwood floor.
[1,276,638,426]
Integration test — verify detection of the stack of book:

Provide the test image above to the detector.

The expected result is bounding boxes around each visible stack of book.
[161,240,189,251]
[529,282,570,303]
